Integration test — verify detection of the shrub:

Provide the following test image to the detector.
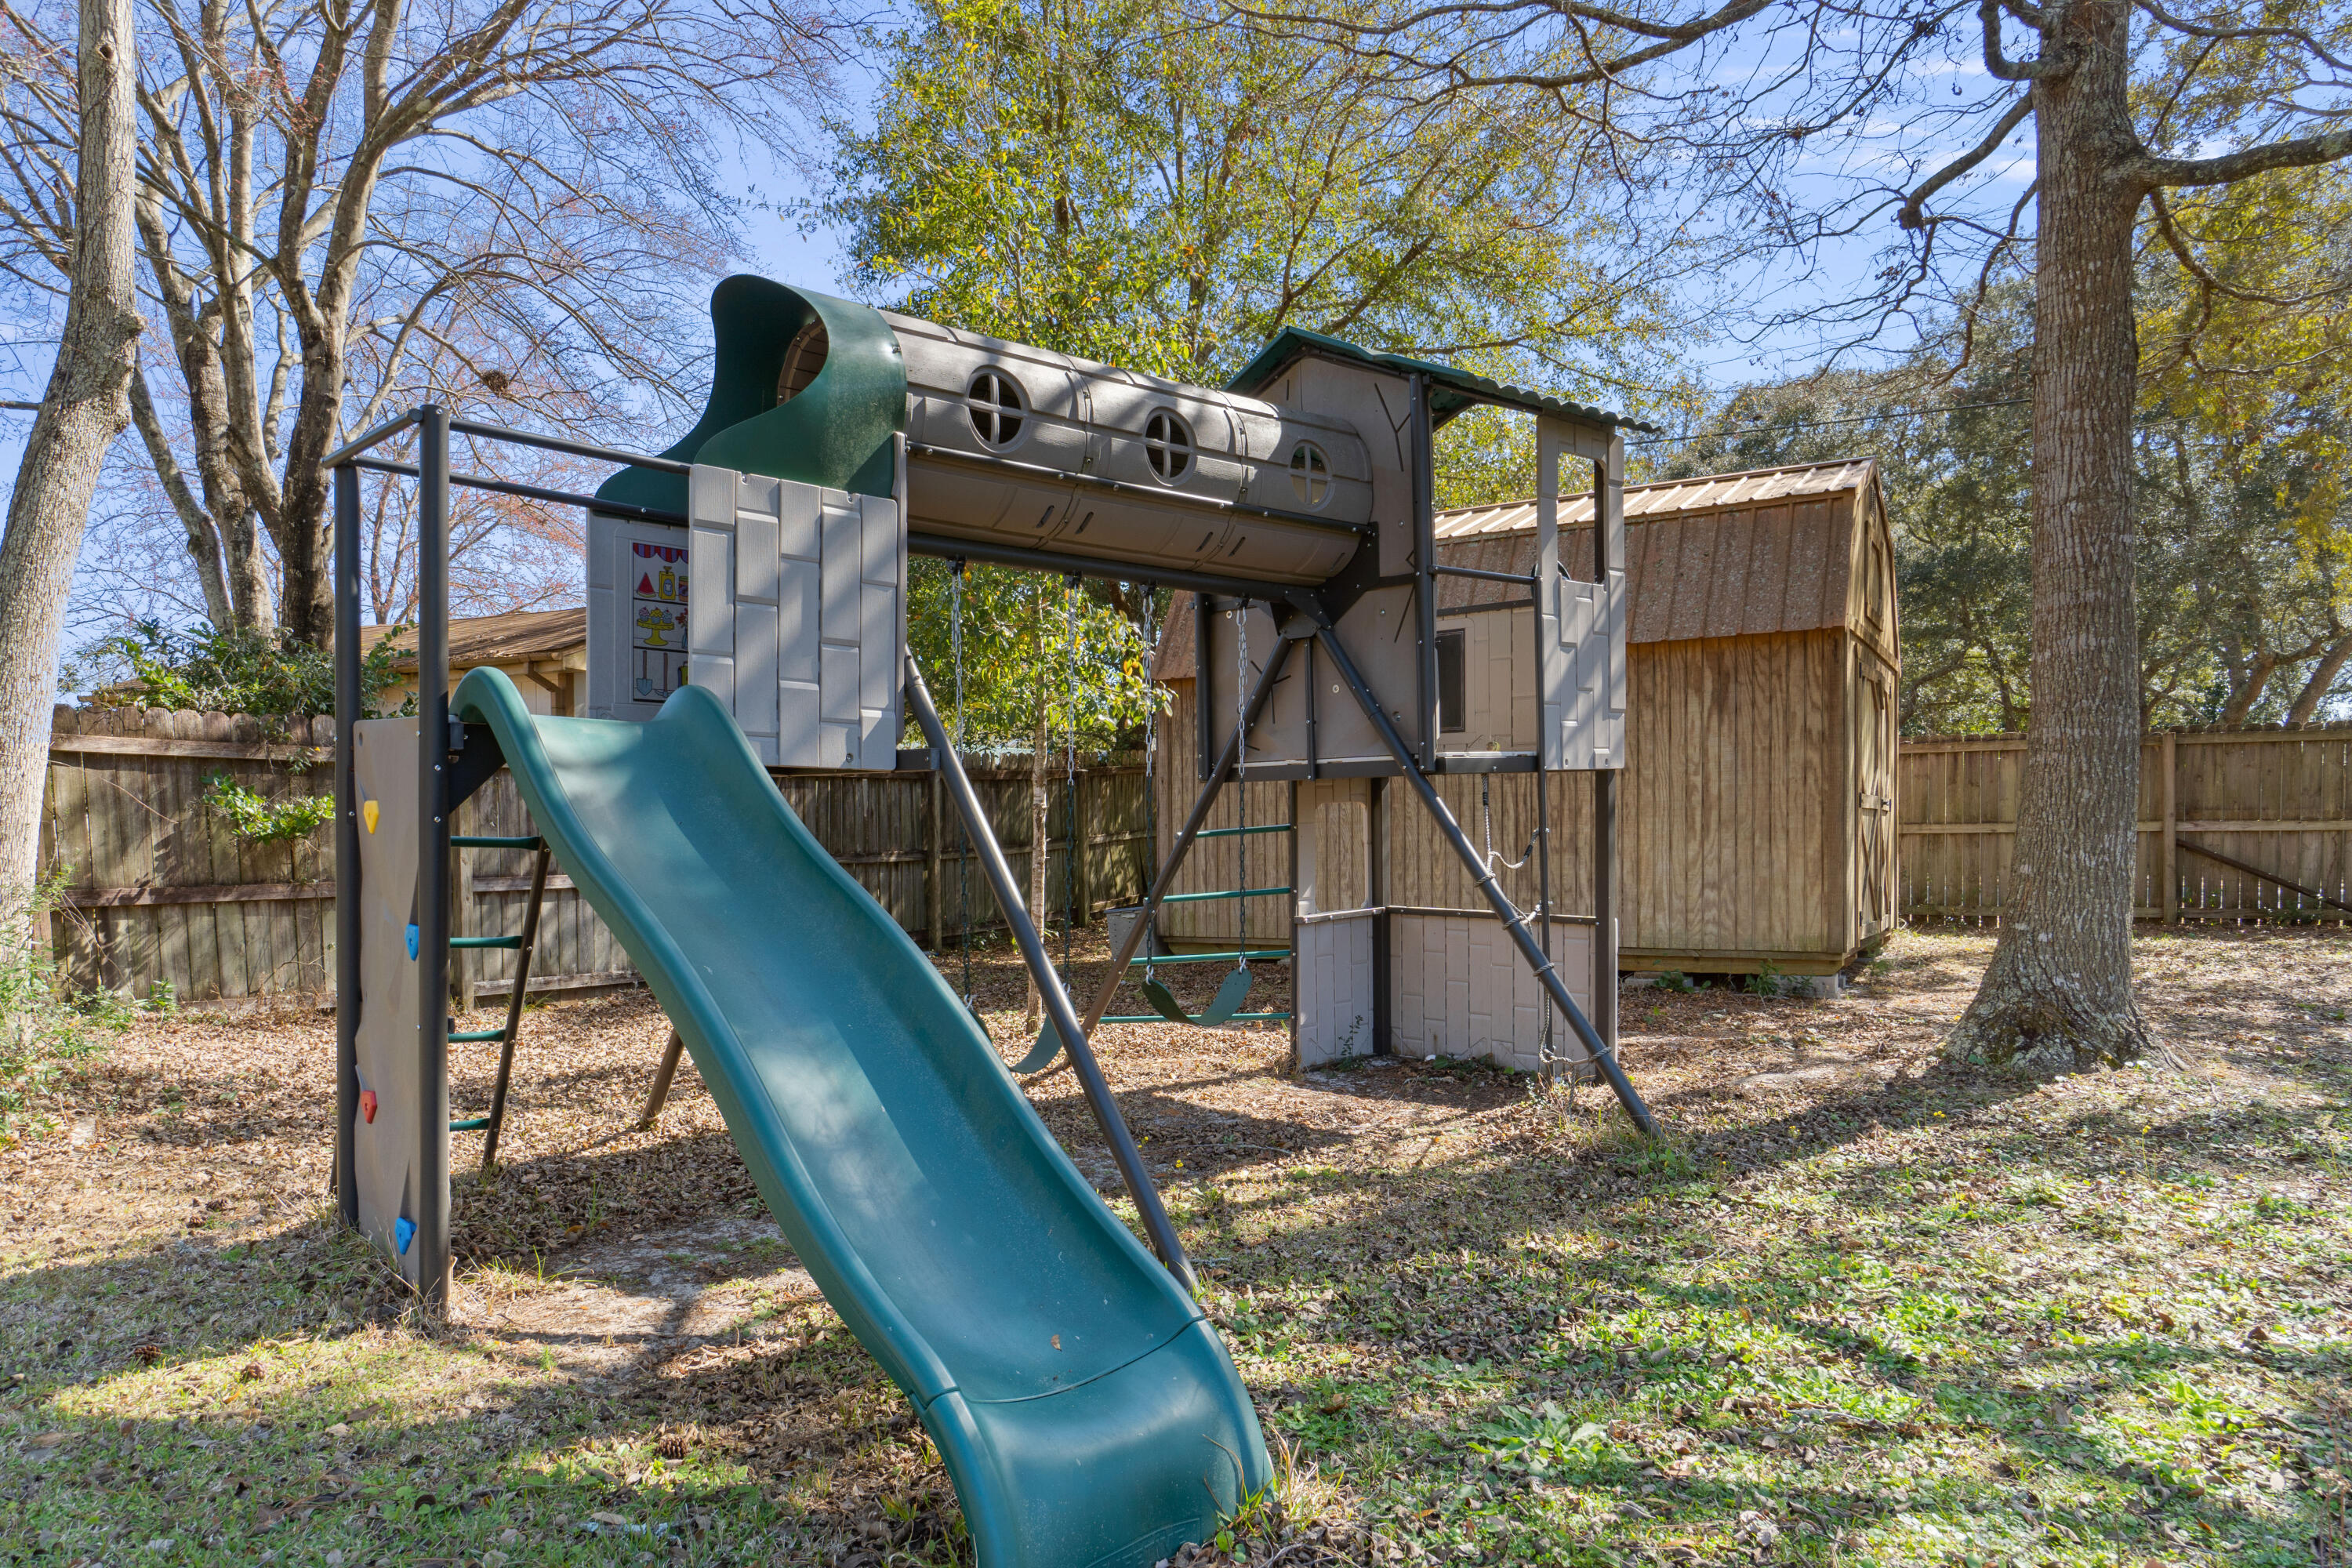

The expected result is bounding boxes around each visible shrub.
[66,619,410,736]
[201,773,338,844]
[0,877,137,1140]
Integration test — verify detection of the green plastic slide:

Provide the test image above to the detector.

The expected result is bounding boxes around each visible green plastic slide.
[450,668,1269,1567]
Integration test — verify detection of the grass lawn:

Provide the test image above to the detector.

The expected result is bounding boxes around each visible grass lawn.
[2,924,2348,1566]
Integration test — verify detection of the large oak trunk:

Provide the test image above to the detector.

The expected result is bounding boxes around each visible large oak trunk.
[1947,0,2156,1070]
[0,0,141,920]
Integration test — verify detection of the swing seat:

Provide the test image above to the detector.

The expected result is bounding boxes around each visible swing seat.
[1142,967,1253,1029]
[1021,965,1258,1069]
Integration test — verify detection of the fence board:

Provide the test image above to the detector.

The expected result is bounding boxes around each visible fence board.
[1900,724,2352,924]
[38,705,1153,1004]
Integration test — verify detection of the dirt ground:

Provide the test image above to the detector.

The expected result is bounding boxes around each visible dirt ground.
[2,923,2348,1566]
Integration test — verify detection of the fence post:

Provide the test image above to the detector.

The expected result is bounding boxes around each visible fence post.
[2161,732,2178,926]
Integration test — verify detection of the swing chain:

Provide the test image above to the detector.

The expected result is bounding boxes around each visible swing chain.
[1479,773,1535,873]
[1062,572,1080,978]
[949,561,976,1013]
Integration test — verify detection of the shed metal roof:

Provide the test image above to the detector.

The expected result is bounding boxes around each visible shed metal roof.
[1430,458,1879,539]
[1151,457,1878,677]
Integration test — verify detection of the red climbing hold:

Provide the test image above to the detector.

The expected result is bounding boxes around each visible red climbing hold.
[360,1088,377,1123]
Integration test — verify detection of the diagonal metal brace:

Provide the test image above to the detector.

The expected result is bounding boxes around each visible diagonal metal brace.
[904,656,1198,1291]
[1308,618,1659,1138]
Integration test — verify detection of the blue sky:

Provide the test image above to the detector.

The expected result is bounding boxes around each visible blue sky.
[13,27,2024,650]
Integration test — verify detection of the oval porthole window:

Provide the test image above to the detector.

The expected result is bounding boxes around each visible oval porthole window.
[775,318,829,405]
[1288,440,1330,507]
[967,368,1025,448]
[1144,409,1193,481]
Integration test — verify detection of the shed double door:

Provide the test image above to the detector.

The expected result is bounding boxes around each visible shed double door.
[1857,655,1896,941]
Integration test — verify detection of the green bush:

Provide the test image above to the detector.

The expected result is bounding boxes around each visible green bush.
[66,619,410,735]
[201,773,338,844]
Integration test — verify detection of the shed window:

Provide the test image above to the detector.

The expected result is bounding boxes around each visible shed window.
[1289,441,1330,507]
[1436,628,1465,734]
[1145,409,1193,481]
[967,369,1025,448]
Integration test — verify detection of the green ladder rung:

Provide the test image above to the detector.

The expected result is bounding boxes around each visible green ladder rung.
[1100,1011,1293,1024]
[1127,949,1290,964]
[447,1028,506,1043]
[450,835,543,849]
[1160,887,1290,903]
[1196,824,1294,838]
[448,1116,492,1132]
[451,935,521,949]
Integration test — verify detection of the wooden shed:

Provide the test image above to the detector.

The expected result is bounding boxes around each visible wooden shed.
[1151,457,1900,978]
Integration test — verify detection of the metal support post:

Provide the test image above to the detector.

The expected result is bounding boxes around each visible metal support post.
[1594,769,1618,1067]
[333,462,361,1230]
[1410,374,1436,771]
[1287,779,1300,1068]
[1311,620,1657,1135]
[1195,592,1216,782]
[904,658,1199,1291]
[637,1029,688,1130]
[1592,451,1621,1064]
[1529,564,1558,1072]
[415,404,453,1309]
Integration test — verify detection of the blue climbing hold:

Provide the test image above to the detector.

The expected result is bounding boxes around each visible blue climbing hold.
[405,923,419,960]
[394,1217,416,1255]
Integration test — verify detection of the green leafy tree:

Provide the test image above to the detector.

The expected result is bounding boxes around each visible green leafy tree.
[824,0,1693,393]
[827,0,1695,1017]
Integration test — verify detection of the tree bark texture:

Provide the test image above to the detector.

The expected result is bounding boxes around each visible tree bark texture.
[2289,633,2352,724]
[0,0,141,920]
[1947,0,2156,1071]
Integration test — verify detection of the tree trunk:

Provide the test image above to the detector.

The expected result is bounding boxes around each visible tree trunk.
[2289,632,2352,724]
[129,366,234,629]
[1947,0,2158,1072]
[0,0,141,926]
[2220,653,2278,728]
[276,471,335,645]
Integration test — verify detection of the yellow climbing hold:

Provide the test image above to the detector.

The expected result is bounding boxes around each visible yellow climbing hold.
[362,800,379,833]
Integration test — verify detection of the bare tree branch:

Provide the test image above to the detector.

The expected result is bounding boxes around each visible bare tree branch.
[1900,90,2031,230]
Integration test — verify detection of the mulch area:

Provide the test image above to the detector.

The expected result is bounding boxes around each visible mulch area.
[3,920,2348,1565]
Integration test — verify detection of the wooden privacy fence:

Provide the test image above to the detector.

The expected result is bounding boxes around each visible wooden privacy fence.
[39,703,1155,1006]
[1900,722,2352,924]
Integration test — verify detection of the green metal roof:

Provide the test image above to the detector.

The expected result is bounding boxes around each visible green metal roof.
[1225,325,1658,434]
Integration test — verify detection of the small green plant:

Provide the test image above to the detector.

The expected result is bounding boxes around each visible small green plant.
[1744,961,1786,998]
[202,772,337,844]
[1656,970,1695,993]
[1,873,132,1138]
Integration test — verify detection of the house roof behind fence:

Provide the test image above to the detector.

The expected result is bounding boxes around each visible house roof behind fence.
[1151,457,1879,678]
[355,607,586,671]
